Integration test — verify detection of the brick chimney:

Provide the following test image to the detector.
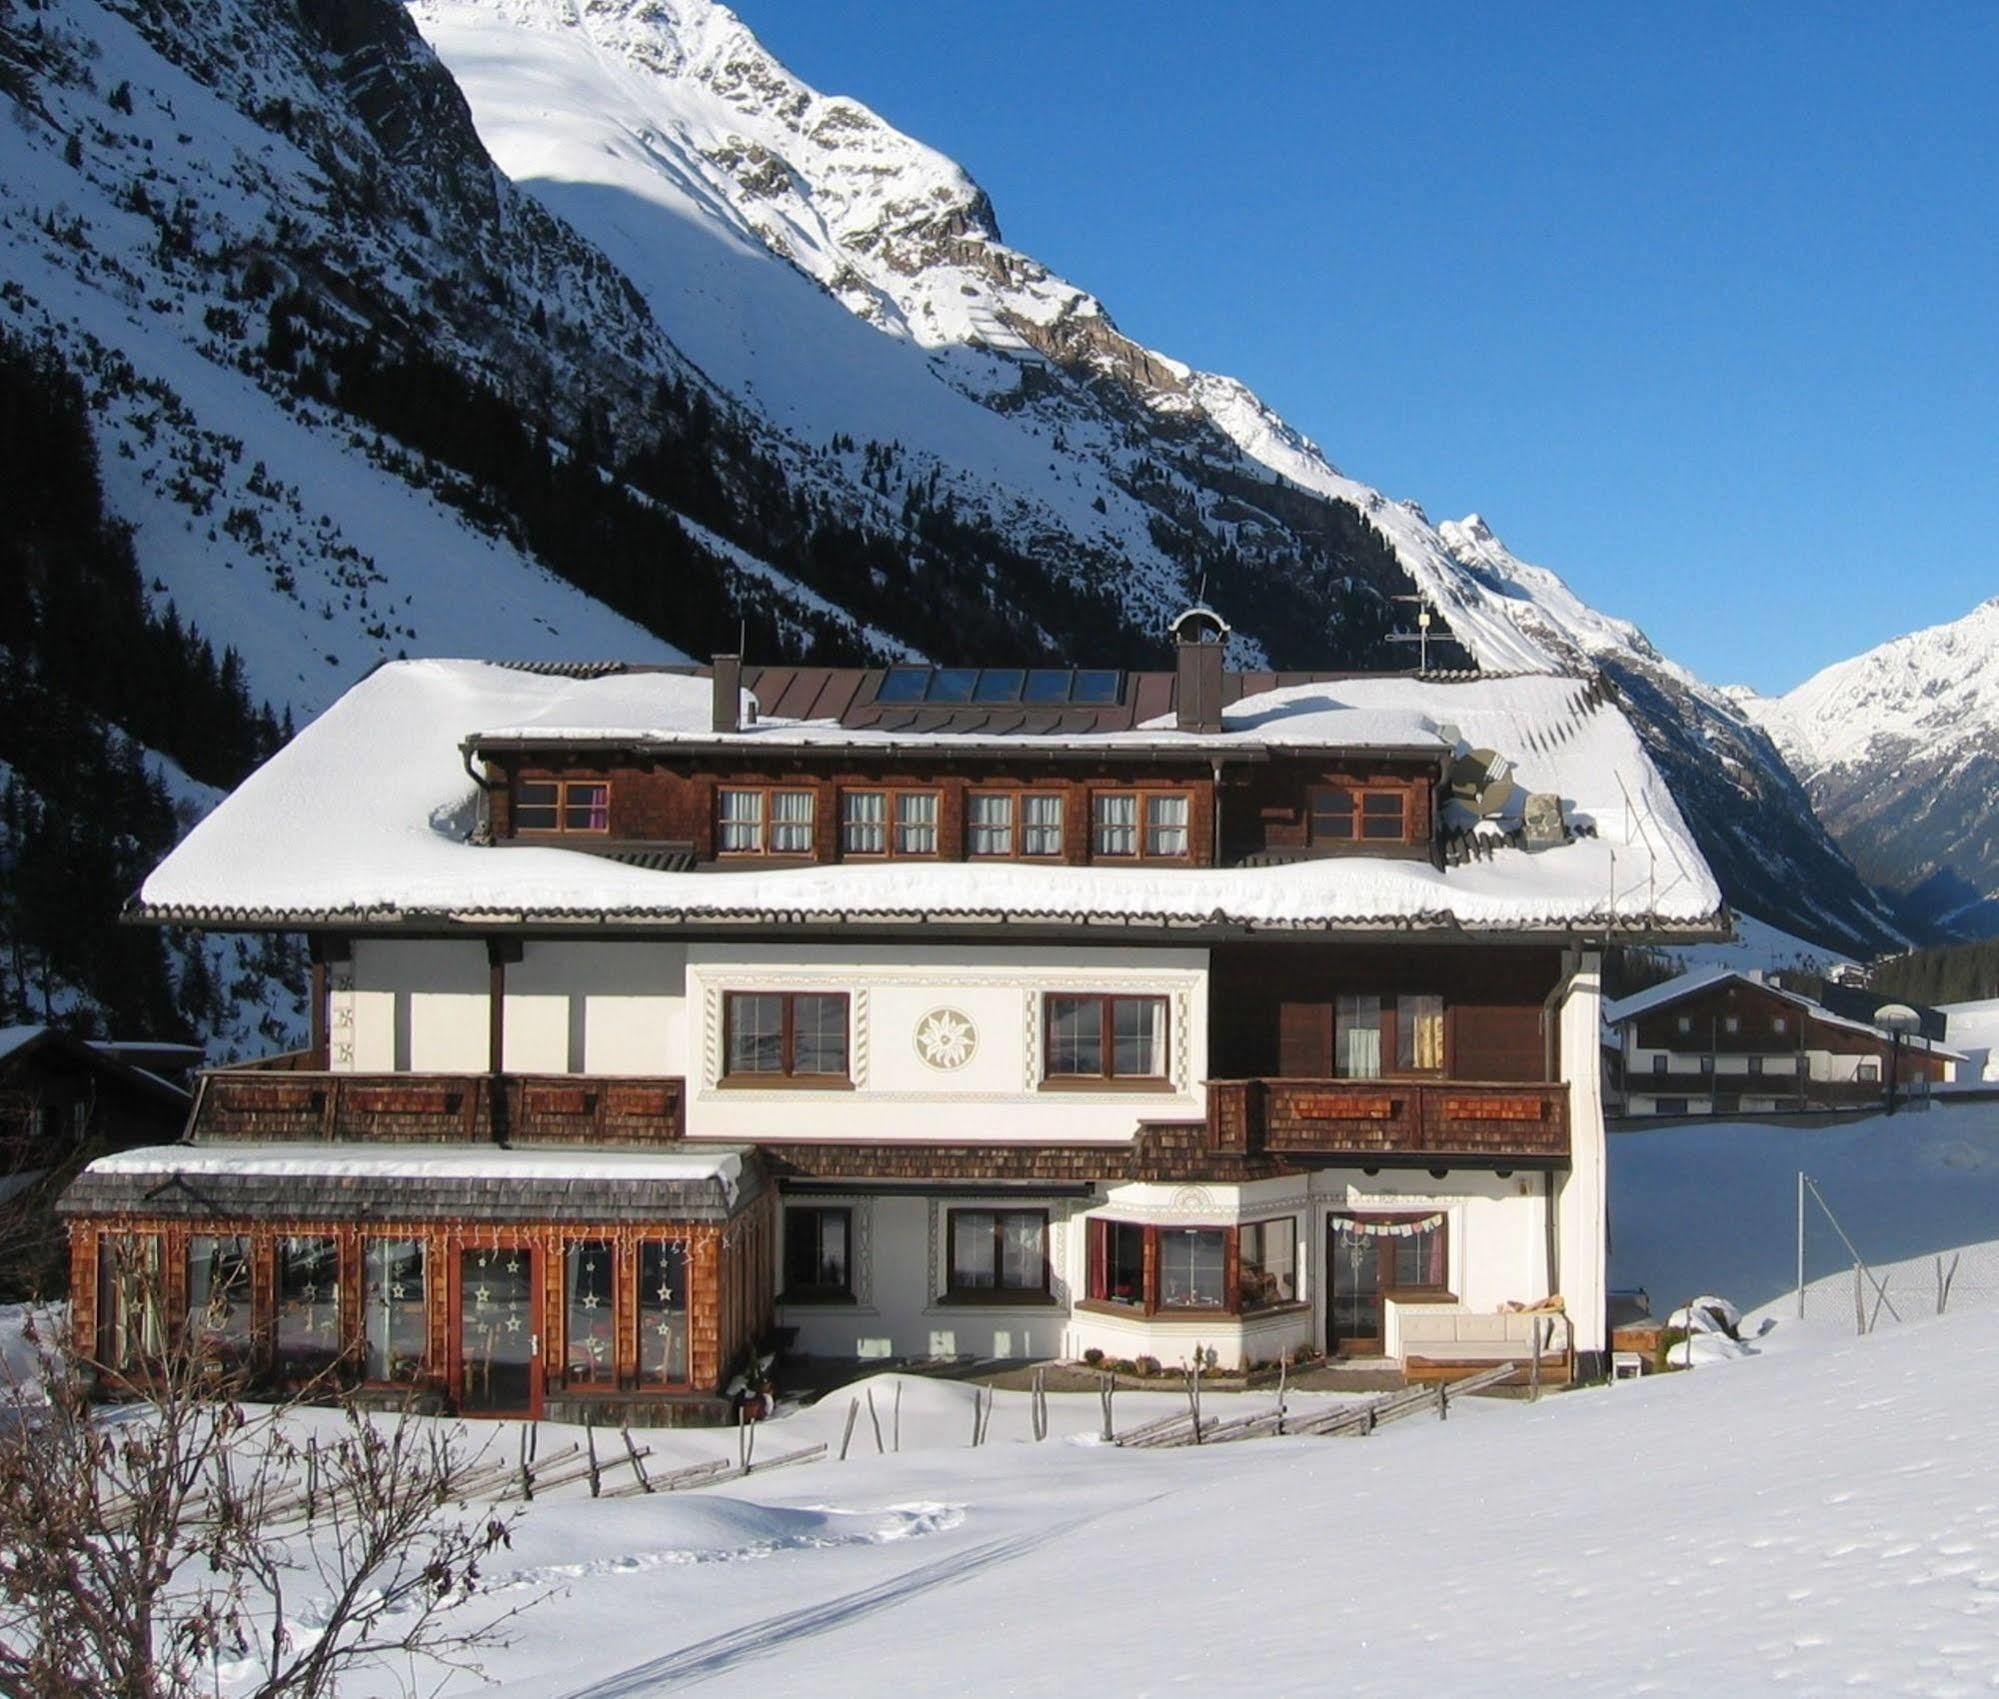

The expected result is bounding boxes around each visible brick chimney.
[1169,606,1230,733]
[711,653,742,733]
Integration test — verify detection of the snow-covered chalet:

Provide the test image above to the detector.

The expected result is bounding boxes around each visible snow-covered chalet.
[63,612,1725,1420]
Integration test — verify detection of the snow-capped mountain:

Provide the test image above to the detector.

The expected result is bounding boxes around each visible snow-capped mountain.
[1740,599,1999,936]
[0,0,1917,1044]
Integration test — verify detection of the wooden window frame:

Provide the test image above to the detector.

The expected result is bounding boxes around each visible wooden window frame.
[722,990,853,1086]
[782,1206,854,1302]
[515,778,611,836]
[560,1237,619,1391]
[1238,1216,1300,1312]
[840,788,890,858]
[1308,784,1409,846]
[892,789,942,858]
[943,1208,1051,1302]
[716,784,817,859]
[1041,992,1171,1088]
[357,1233,428,1389]
[963,789,1067,861]
[636,1238,691,1389]
[272,1232,343,1387]
[1090,788,1193,862]
[1082,1219,1239,1317]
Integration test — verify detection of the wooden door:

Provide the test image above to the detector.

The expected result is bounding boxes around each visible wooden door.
[1327,1214,1448,1356]
[456,1244,541,1418]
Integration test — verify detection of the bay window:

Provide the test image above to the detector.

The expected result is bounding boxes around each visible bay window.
[1159,1228,1226,1309]
[1239,1218,1297,1310]
[1087,1219,1147,1307]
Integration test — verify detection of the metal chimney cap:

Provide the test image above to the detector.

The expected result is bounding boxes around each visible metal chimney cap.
[1168,604,1231,645]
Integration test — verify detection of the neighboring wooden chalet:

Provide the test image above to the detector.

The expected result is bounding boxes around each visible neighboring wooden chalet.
[0,1026,195,1299]
[1603,970,1959,1118]
[65,616,1727,1420]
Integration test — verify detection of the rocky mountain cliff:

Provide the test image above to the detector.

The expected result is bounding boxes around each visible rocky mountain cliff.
[1740,599,1999,938]
[0,0,1914,1041]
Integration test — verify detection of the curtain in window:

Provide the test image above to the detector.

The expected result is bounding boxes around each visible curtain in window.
[1022,794,1064,855]
[1336,994,1382,1077]
[99,1235,163,1371]
[896,792,938,854]
[952,1212,998,1288]
[770,790,814,853]
[566,783,610,831]
[968,794,1014,856]
[1092,793,1137,855]
[1398,994,1445,1070]
[1145,794,1189,856]
[718,789,763,852]
[1112,996,1166,1077]
[842,791,886,854]
[1001,1214,1043,1289]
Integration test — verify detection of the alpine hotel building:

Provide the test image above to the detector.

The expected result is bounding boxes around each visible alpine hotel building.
[64,613,1725,1421]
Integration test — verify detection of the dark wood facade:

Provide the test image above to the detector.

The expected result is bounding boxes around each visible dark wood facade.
[479,749,1439,869]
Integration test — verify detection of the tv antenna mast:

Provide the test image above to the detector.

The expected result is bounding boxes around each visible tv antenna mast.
[1388,594,1438,671]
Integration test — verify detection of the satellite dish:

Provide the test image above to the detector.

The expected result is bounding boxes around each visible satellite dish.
[1448,748,1517,818]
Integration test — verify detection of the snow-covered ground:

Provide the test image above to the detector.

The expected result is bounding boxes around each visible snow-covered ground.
[1610,1099,1999,1315]
[330,1308,1999,1696]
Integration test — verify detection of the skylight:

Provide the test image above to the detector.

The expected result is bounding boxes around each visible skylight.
[872,667,1125,706]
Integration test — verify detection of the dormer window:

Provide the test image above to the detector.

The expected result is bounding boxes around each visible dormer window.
[516,780,609,834]
[1310,786,1406,844]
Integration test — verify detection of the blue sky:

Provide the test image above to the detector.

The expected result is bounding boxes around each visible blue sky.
[744,2,1997,694]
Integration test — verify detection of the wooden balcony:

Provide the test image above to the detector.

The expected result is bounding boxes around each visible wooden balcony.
[190,1071,686,1148]
[1206,1077,1569,1166]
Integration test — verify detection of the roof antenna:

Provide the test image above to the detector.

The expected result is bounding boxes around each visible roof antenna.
[738,616,747,662]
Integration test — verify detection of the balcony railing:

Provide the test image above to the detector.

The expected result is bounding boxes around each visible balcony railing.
[1207,1077,1569,1164]
[191,1071,686,1147]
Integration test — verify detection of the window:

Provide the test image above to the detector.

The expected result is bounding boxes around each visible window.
[717,787,763,853]
[516,779,609,834]
[97,1234,163,1373]
[188,1233,253,1364]
[1044,993,1168,1082]
[275,1235,341,1382]
[1092,792,1138,857]
[784,1207,851,1298]
[1240,1218,1297,1310]
[1652,1054,1669,1077]
[1146,794,1190,857]
[1159,1228,1226,1309]
[967,793,1014,857]
[362,1238,425,1383]
[895,791,939,855]
[1747,1056,1765,1076]
[1723,1015,1741,1035]
[947,1210,1048,1298]
[1857,1060,1881,1083]
[564,1240,616,1386]
[1310,787,1406,843]
[638,1241,688,1384]
[1022,793,1064,857]
[724,991,849,1081]
[1773,1016,1788,1034]
[1397,994,1445,1071]
[1088,1219,1146,1306]
[771,789,815,854]
[1336,993,1382,1078]
[1676,1015,1694,1035]
[842,789,886,855]
[717,787,815,856]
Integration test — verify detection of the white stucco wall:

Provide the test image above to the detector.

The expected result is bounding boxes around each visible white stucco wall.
[1556,950,1607,1358]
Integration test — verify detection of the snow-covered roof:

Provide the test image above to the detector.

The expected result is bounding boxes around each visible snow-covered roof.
[1605,971,1966,1057]
[133,659,1724,938]
[84,1142,745,1189]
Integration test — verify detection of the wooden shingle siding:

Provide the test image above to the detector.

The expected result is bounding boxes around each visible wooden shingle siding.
[193,1073,686,1147]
